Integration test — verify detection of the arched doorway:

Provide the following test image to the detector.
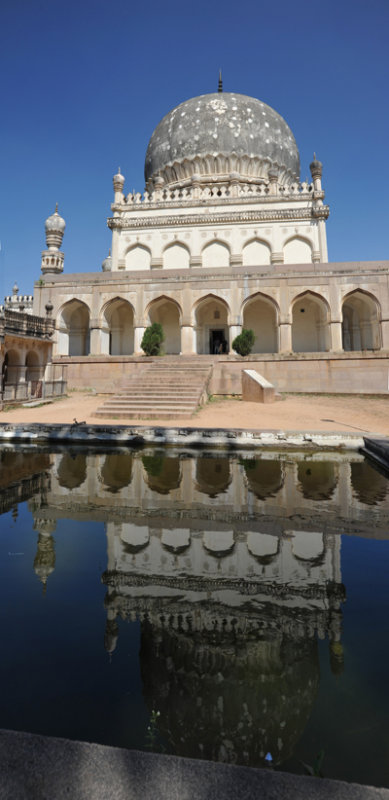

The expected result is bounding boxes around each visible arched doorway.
[194,295,230,354]
[58,300,90,356]
[342,291,381,351]
[291,292,330,352]
[26,351,42,396]
[147,297,181,354]
[242,294,279,353]
[101,298,134,355]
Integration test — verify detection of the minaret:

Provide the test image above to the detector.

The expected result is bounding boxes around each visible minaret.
[309,155,329,263]
[113,167,125,203]
[41,204,66,275]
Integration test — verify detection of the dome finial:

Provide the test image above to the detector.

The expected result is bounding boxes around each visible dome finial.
[55,202,58,213]
[218,69,223,93]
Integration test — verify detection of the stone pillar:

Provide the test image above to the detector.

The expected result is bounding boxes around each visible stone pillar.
[381,319,389,350]
[279,321,292,353]
[134,326,145,354]
[89,321,101,355]
[180,325,195,355]
[229,325,241,349]
[330,320,343,352]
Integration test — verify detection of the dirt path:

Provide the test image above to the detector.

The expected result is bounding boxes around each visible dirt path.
[0,392,388,435]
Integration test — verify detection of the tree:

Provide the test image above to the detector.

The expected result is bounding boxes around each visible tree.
[232,328,255,356]
[141,323,164,356]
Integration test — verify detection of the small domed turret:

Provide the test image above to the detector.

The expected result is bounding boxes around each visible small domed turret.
[102,249,112,272]
[113,168,125,200]
[45,204,66,250]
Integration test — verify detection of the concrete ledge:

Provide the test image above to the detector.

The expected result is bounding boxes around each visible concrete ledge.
[361,437,389,473]
[0,422,369,450]
[242,369,276,403]
[1,729,388,800]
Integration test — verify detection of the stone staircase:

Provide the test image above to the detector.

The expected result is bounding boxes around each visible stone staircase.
[93,359,213,420]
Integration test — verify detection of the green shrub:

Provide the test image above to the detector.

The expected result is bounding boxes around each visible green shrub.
[232,328,255,356]
[141,323,164,356]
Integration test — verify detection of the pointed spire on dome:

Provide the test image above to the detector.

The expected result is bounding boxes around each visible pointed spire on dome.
[55,202,58,213]
[218,69,223,93]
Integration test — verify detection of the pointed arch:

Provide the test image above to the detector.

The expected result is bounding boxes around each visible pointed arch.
[163,241,190,270]
[341,289,381,351]
[283,235,313,264]
[100,297,134,355]
[242,237,271,266]
[202,239,230,268]
[291,291,330,352]
[125,244,151,271]
[242,292,279,353]
[57,299,90,356]
[146,295,182,354]
[193,293,230,354]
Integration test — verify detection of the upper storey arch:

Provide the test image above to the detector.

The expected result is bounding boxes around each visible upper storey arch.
[202,240,230,268]
[242,238,271,266]
[125,244,151,271]
[163,242,190,270]
[283,236,313,265]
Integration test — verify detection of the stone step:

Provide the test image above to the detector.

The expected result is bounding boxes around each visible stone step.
[93,359,212,419]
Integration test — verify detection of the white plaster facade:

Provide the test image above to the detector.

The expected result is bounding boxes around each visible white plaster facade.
[30,89,389,390]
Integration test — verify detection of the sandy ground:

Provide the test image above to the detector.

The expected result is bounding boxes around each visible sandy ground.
[0,391,388,435]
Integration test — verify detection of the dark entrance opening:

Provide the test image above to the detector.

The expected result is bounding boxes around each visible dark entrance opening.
[210,329,227,355]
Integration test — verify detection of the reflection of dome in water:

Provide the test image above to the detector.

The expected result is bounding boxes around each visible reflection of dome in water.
[145,92,300,188]
[139,607,320,767]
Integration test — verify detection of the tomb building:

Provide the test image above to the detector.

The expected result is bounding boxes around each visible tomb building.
[32,84,389,395]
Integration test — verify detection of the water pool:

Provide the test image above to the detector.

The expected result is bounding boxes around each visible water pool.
[0,446,388,787]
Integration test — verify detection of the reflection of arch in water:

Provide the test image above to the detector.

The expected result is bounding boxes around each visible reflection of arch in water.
[291,531,325,565]
[56,453,87,490]
[246,532,280,564]
[120,524,149,553]
[297,461,337,501]
[161,529,191,554]
[242,459,284,500]
[142,455,181,495]
[195,457,231,497]
[203,530,235,557]
[351,461,388,505]
[100,453,133,492]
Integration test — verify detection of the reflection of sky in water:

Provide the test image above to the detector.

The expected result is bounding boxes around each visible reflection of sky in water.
[0,448,388,787]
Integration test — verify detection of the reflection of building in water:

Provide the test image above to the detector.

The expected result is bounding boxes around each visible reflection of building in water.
[43,450,389,537]
[0,449,50,515]
[103,519,345,767]
[33,518,57,593]
[6,447,385,767]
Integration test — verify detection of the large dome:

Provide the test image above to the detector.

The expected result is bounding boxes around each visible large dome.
[145,92,300,189]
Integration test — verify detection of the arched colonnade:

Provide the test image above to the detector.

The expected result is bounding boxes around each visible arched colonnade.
[55,289,383,356]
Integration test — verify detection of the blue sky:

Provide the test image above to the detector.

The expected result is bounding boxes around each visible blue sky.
[0,0,388,296]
